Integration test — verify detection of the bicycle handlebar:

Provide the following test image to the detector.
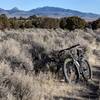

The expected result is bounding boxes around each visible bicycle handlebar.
[59,44,80,53]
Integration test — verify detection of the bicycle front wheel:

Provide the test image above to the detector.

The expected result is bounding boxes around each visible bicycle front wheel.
[63,58,79,84]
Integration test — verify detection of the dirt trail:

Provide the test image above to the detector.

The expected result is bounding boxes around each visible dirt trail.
[77,66,100,100]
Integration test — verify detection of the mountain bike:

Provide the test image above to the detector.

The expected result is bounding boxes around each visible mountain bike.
[63,44,91,83]
[47,44,92,84]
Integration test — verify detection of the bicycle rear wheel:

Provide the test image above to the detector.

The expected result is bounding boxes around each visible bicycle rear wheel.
[63,58,79,84]
[80,59,91,80]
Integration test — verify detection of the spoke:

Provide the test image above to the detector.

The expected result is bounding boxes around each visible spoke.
[64,59,79,83]
[67,66,76,82]
[70,71,76,81]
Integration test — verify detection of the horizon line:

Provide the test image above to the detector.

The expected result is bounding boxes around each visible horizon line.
[1,6,100,15]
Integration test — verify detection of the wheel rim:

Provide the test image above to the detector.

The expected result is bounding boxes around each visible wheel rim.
[64,59,79,83]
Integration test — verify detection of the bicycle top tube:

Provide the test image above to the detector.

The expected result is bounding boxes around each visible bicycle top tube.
[59,44,80,53]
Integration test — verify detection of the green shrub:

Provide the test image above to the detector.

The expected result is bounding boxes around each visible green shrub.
[65,16,87,30]
[41,17,60,29]
[60,17,67,29]
[0,14,9,30]
[9,18,19,29]
[91,18,100,30]
[25,20,33,28]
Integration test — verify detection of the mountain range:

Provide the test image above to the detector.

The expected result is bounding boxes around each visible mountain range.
[0,6,100,20]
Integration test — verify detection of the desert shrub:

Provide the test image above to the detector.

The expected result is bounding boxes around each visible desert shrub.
[85,22,92,29]
[30,42,48,73]
[31,17,42,28]
[28,15,37,20]
[65,16,87,30]
[25,20,33,28]
[18,20,25,29]
[8,17,26,29]
[91,18,100,30]
[40,17,60,29]
[19,16,26,20]
[29,15,44,28]
[30,17,60,29]
[0,14,10,30]
[60,17,67,29]
[9,18,19,29]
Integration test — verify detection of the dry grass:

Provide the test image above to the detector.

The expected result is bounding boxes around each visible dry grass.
[0,60,83,100]
[0,28,99,100]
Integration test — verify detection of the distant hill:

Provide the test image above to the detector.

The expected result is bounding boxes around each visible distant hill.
[0,6,100,20]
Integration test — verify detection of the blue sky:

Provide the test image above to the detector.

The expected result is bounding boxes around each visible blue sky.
[0,0,100,14]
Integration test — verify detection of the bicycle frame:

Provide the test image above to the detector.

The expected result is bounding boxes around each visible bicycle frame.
[50,44,82,73]
[54,44,86,75]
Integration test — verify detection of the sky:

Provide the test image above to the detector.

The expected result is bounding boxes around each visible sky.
[0,0,100,14]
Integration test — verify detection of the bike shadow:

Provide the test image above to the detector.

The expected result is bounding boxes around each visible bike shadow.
[53,96,80,100]
[78,82,99,100]
[92,65,100,80]
[77,65,100,100]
